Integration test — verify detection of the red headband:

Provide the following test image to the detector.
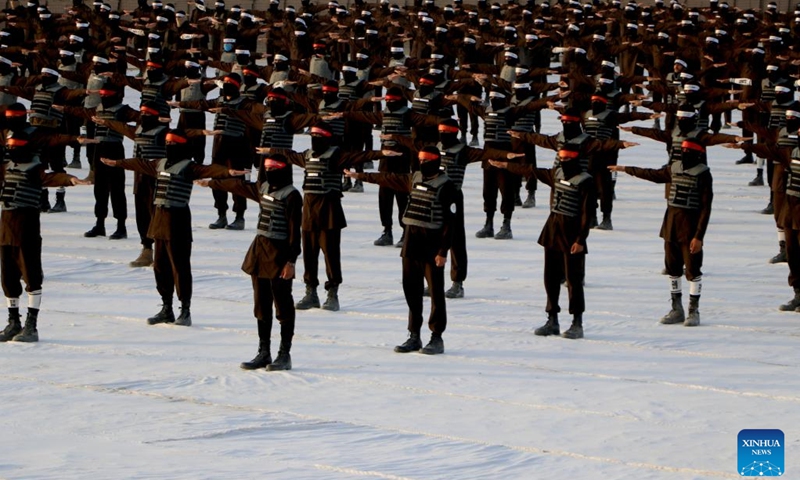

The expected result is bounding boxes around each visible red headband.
[6,138,28,147]
[419,77,435,85]
[322,85,339,93]
[558,149,579,159]
[4,109,27,118]
[438,124,460,133]
[384,94,402,101]
[590,95,608,104]
[99,89,117,97]
[561,115,581,123]
[313,43,326,49]
[242,68,258,77]
[264,158,287,169]
[310,126,332,137]
[418,151,440,162]
[681,140,705,152]
[146,61,163,69]
[268,91,288,100]
[140,105,159,116]
[224,76,241,87]
[165,132,188,144]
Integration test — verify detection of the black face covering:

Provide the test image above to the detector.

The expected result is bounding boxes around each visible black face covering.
[0,63,11,76]
[60,55,76,67]
[166,144,184,166]
[787,117,800,132]
[677,118,696,133]
[591,101,606,115]
[5,117,25,132]
[505,56,518,67]
[311,136,330,152]
[147,69,163,82]
[343,71,357,83]
[490,98,506,111]
[685,91,701,104]
[101,95,120,109]
[222,82,239,97]
[323,93,339,104]
[357,58,369,70]
[186,67,201,80]
[515,88,531,101]
[265,166,292,189]
[141,114,160,131]
[274,61,288,72]
[560,158,582,178]
[391,51,404,60]
[41,75,58,87]
[236,54,250,65]
[419,159,441,178]
[7,146,31,163]
[243,74,257,87]
[439,132,459,147]
[387,100,405,112]
[562,121,582,139]
[269,100,287,116]
[418,85,433,97]
[777,92,792,104]
[681,150,702,169]
[768,72,780,83]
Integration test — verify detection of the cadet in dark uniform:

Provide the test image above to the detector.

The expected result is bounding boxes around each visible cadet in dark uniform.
[345,146,457,355]
[100,129,238,327]
[490,142,598,340]
[0,130,89,343]
[265,121,389,312]
[610,136,714,327]
[201,154,302,372]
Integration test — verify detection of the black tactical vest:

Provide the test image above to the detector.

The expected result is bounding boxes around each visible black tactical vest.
[668,162,708,209]
[403,171,450,229]
[484,106,512,144]
[259,111,294,149]
[179,81,205,113]
[438,142,467,190]
[30,83,65,128]
[1,159,42,210]
[511,96,539,133]
[412,89,442,114]
[318,99,346,137]
[381,106,412,137]
[584,110,615,139]
[84,73,107,108]
[134,125,168,160]
[141,77,170,117]
[213,97,248,138]
[153,158,193,208]
[94,103,126,143]
[551,169,591,217]
[257,183,296,239]
[787,148,800,198]
[302,147,342,195]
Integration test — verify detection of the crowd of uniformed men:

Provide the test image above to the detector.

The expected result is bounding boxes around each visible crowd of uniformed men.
[0,0,796,371]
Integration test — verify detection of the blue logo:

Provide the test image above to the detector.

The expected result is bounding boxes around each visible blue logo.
[738,429,784,477]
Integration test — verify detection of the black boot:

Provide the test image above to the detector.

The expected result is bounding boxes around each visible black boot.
[68,147,81,169]
[374,229,393,246]
[0,309,21,342]
[761,202,774,215]
[209,214,228,229]
[469,134,480,147]
[39,189,51,213]
[349,180,364,193]
[147,301,175,325]
[49,190,66,213]
[494,218,512,240]
[226,215,245,230]
[769,241,787,264]
[780,287,800,311]
[514,191,522,207]
[445,281,464,299]
[174,302,192,326]
[342,177,353,192]
[475,214,494,238]
[420,333,444,354]
[660,292,685,324]
[394,332,423,353]
[685,295,700,326]
[12,310,39,342]
[735,153,755,165]
[748,169,764,186]
[322,285,339,311]
[561,314,584,339]
[267,343,292,371]
[240,342,272,370]
[395,230,405,248]
[534,312,560,336]
[295,285,320,310]
[521,191,536,208]
[84,220,106,238]
[596,214,613,231]
[109,220,127,240]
